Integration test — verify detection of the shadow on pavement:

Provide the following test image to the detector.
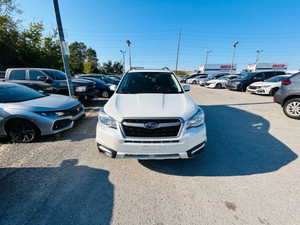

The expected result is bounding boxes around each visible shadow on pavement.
[139,105,298,176]
[0,159,113,225]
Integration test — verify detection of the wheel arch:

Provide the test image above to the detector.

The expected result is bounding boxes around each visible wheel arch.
[4,117,41,136]
[282,95,300,106]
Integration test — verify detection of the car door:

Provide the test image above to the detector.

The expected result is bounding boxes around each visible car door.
[28,70,53,92]
[254,72,265,81]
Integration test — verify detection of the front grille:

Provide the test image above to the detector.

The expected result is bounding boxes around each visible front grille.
[248,86,257,90]
[63,104,84,117]
[53,119,72,130]
[87,84,96,91]
[122,119,181,137]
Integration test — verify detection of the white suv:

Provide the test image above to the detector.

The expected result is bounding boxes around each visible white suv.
[96,68,207,159]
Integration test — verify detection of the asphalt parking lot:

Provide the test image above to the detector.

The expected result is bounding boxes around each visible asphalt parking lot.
[0,86,299,225]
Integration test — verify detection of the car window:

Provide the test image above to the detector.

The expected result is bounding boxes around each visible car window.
[117,72,183,94]
[29,70,46,80]
[275,71,286,75]
[255,73,264,80]
[0,84,45,103]
[264,72,275,79]
[42,70,66,80]
[10,70,26,80]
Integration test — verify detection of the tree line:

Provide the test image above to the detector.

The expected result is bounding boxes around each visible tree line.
[0,0,123,75]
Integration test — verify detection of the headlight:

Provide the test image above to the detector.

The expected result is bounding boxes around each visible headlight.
[36,111,66,117]
[75,86,87,92]
[260,85,271,88]
[232,82,241,85]
[98,108,117,129]
[209,82,216,84]
[186,107,205,129]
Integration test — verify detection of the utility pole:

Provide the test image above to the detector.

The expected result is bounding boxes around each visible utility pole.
[175,29,181,75]
[230,41,239,74]
[205,50,212,65]
[126,40,132,69]
[255,50,263,64]
[53,0,74,97]
[120,50,126,74]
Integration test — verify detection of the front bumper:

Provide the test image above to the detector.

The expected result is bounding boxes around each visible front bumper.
[205,83,216,88]
[75,89,99,99]
[247,87,270,95]
[226,84,241,90]
[96,122,207,159]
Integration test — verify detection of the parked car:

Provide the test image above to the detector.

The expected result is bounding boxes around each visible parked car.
[0,82,85,143]
[226,71,286,92]
[78,77,114,98]
[76,74,119,85]
[199,73,229,86]
[181,74,199,83]
[96,68,207,159]
[0,71,5,82]
[108,74,122,80]
[186,74,208,84]
[274,72,300,119]
[247,75,291,96]
[205,75,239,89]
[5,68,99,101]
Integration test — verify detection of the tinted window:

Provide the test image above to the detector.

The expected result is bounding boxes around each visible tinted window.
[264,72,275,79]
[0,85,45,103]
[42,70,66,80]
[10,70,26,80]
[240,73,256,79]
[117,72,183,94]
[29,70,46,80]
[255,73,264,80]
[0,72,5,78]
[275,71,286,75]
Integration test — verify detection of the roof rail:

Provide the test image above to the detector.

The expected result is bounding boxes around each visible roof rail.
[162,67,171,71]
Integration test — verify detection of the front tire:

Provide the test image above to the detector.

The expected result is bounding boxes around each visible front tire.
[269,88,279,96]
[101,90,110,98]
[241,85,248,92]
[215,83,222,89]
[7,119,41,143]
[192,81,196,84]
[283,98,300,119]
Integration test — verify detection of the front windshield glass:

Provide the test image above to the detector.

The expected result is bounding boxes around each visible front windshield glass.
[117,72,183,94]
[239,72,256,79]
[265,76,286,82]
[0,85,45,103]
[42,70,67,80]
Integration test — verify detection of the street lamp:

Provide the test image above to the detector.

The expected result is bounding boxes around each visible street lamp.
[230,41,239,74]
[205,50,212,65]
[126,40,132,69]
[120,50,126,74]
[255,50,263,64]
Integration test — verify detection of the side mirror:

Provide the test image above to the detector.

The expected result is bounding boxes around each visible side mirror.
[37,75,47,82]
[183,85,190,92]
[110,85,117,91]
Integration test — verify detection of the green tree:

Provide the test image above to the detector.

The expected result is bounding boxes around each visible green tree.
[68,41,87,75]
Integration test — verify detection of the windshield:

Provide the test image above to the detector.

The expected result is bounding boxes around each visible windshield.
[265,76,287,82]
[217,76,228,80]
[42,70,67,80]
[117,72,183,94]
[0,85,45,103]
[239,72,256,79]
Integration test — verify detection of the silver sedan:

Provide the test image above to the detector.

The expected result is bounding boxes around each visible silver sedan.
[0,83,85,143]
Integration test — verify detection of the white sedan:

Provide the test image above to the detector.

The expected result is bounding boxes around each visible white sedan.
[186,75,208,84]
[205,75,239,89]
[247,75,291,96]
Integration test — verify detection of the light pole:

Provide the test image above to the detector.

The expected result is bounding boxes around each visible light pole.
[126,40,132,69]
[230,41,239,74]
[175,29,181,75]
[255,50,263,64]
[120,50,126,74]
[205,50,212,65]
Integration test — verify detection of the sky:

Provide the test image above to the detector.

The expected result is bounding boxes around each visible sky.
[14,0,300,72]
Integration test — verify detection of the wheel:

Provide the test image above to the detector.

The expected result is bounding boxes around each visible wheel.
[6,119,41,143]
[192,80,196,84]
[283,98,300,119]
[241,85,248,92]
[215,83,222,89]
[269,88,279,96]
[101,90,110,98]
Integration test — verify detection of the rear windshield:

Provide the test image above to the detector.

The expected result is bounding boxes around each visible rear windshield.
[0,85,45,103]
[117,72,183,94]
[42,70,67,80]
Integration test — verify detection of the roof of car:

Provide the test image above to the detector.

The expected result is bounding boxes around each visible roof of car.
[127,68,173,73]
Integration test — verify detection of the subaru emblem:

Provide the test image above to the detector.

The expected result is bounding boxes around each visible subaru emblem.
[144,122,159,129]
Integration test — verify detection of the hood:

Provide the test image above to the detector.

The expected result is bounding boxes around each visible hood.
[6,94,79,111]
[56,79,95,88]
[104,93,198,122]
[250,81,276,86]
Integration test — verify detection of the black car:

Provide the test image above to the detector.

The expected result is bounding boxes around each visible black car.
[274,72,300,119]
[226,71,286,92]
[5,68,99,101]
[76,74,119,85]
